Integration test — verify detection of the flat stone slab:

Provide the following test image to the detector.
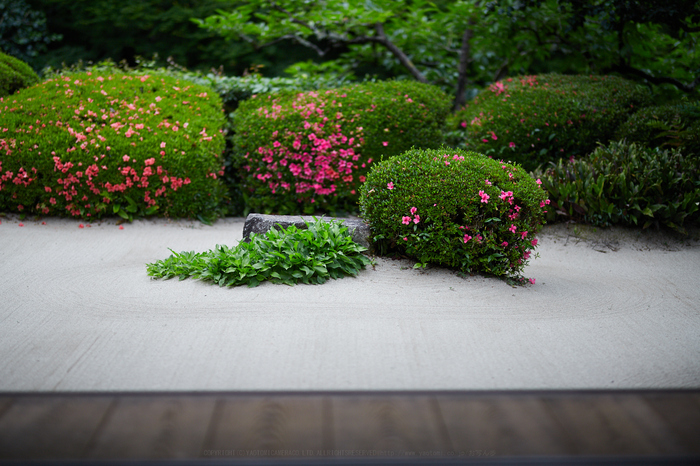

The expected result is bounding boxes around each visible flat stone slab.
[242,213,372,251]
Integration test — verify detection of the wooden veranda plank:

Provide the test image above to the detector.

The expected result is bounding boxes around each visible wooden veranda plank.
[83,395,217,460]
[0,395,113,460]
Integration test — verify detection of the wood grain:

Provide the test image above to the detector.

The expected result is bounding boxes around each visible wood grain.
[0,391,698,460]
[0,395,112,459]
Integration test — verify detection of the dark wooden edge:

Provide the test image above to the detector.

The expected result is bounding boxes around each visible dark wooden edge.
[1,454,699,465]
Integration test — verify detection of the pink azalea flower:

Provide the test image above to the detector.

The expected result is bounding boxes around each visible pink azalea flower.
[536,178,542,185]
[402,216,411,225]
[382,141,389,146]
[403,237,408,241]
[521,231,528,239]
[463,234,472,243]
[413,215,420,224]
[509,142,516,148]
[123,155,130,162]
[485,179,492,185]
[479,190,490,203]
[509,224,517,233]
[501,241,508,247]
[387,182,394,190]
[531,238,538,246]
[410,207,417,215]
[160,142,166,148]
[529,278,536,285]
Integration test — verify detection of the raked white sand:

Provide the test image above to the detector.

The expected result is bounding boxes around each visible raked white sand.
[1,216,698,391]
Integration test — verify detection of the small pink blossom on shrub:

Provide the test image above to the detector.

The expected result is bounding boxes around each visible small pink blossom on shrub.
[413,215,420,224]
[509,142,516,148]
[479,190,490,203]
[410,206,417,215]
[382,141,388,146]
[509,224,517,233]
[531,238,538,246]
[463,234,472,243]
[402,216,411,225]
[387,182,394,190]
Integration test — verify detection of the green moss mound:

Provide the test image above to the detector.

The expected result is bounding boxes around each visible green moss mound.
[232,80,451,215]
[615,102,700,156]
[359,147,549,281]
[0,71,226,222]
[0,51,40,98]
[536,140,700,233]
[447,74,652,171]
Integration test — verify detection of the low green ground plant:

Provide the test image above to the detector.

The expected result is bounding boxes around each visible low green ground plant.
[232,80,451,215]
[615,101,700,156]
[146,219,371,287]
[0,51,40,98]
[536,140,700,233]
[446,74,652,171]
[0,70,227,222]
[359,147,549,284]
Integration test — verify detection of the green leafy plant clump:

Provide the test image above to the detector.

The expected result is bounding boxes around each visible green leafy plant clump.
[536,140,700,233]
[0,51,40,98]
[0,70,227,222]
[146,219,372,287]
[446,74,652,171]
[232,80,451,215]
[359,147,549,283]
[615,101,700,156]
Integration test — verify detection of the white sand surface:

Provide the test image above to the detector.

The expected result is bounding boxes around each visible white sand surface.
[1,215,698,391]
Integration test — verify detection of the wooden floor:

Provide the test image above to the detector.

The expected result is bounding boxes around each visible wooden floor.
[0,390,699,463]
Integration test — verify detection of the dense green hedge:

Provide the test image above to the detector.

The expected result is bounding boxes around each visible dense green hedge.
[0,51,40,98]
[0,71,227,222]
[232,80,451,215]
[446,74,652,171]
[536,140,700,233]
[615,101,700,156]
[360,147,549,282]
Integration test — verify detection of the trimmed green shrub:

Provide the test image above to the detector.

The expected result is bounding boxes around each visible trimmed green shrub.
[146,219,372,287]
[359,147,549,282]
[615,102,700,156]
[0,51,40,98]
[536,141,700,233]
[0,71,226,222]
[446,74,652,171]
[232,80,452,215]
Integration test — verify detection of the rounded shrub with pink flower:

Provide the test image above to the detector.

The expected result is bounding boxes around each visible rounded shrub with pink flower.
[359,147,549,282]
[232,80,451,214]
[446,74,652,171]
[0,71,226,222]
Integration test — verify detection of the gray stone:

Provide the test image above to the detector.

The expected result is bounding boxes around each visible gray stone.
[242,213,372,251]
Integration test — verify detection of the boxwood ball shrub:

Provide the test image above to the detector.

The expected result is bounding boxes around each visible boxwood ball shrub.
[615,102,700,156]
[536,140,700,233]
[233,80,451,215]
[0,71,226,222]
[359,148,549,282]
[0,52,40,98]
[446,74,652,171]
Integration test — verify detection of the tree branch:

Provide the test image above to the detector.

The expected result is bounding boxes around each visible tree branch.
[454,26,474,110]
[613,64,700,93]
